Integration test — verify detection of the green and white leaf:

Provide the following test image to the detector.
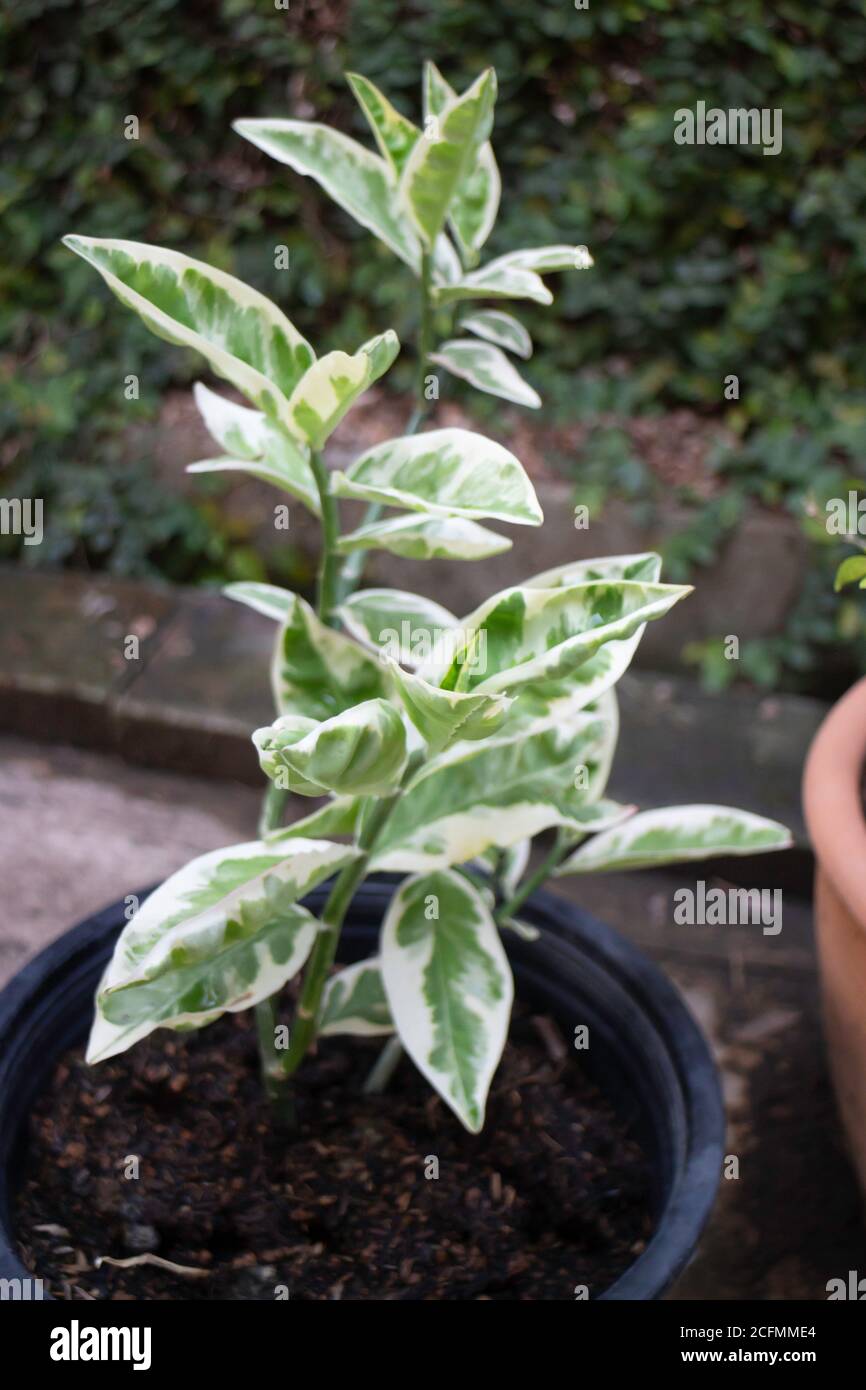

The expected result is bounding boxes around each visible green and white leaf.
[254,699,407,796]
[498,566,665,719]
[319,957,394,1037]
[337,588,457,668]
[271,592,388,718]
[223,581,297,624]
[461,310,532,359]
[399,69,497,249]
[524,551,662,588]
[331,427,542,526]
[191,383,319,513]
[422,61,500,260]
[193,381,274,460]
[387,658,512,753]
[286,331,399,448]
[434,244,592,306]
[422,59,454,127]
[432,232,463,286]
[372,711,609,871]
[557,798,636,840]
[62,237,314,430]
[87,837,357,1063]
[498,244,593,273]
[430,339,540,408]
[337,512,510,561]
[437,580,690,694]
[233,120,421,270]
[346,72,420,177]
[477,839,531,897]
[555,805,792,875]
[433,260,552,307]
[381,870,513,1132]
[265,796,364,844]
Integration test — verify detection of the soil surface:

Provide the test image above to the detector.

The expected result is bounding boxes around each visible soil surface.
[15,1005,651,1301]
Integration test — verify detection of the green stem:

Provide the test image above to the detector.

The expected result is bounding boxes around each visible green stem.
[496,832,568,924]
[255,996,295,1125]
[253,757,293,1106]
[336,253,434,603]
[258,780,288,838]
[280,788,402,1079]
[309,448,341,627]
[362,1034,403,1095]
[415,248,434,407]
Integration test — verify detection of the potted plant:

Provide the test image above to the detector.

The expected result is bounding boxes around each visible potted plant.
[803,546,866,1198]
[0,65,790,1301]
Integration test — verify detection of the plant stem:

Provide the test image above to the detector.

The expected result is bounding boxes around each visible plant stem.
[254,996,295,1125]
[309,448,341,627]
[362,1034,403,1095]
[336,251,434,603]
[416,247,434,405]
[280,789,401,1079]
[258,779,287,838]
[496,833,568,924]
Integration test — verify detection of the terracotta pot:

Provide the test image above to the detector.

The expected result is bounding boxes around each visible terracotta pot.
[803,674,866,1195]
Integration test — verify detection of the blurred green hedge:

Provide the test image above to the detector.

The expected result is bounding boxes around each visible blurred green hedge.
[3,0,866,683]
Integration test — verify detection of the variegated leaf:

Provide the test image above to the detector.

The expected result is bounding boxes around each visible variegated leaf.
[434,244,592,306]
[337,588,457,668]
[477,839,531,897]
[524,550,662,588]
[62,238,314,430]
[495,564,665,719]
[191,383,319,513]
[556,805,792,875]
[346,72,420,177]
[387,658,512,753]
[432,232,463,285]
[193,381,273,460]
[254,699,407,796]
[461,309,532,359]
[233,120,421,269]
[557,799,637,844]
[381,870,513,1132]
[499,245,593,273]
[399,69,497,250]
[287,331,399,448]
[430,338,540,408]
[372,711,609,871]
[266,796,364,844]
[437,581,691,694]
[450,147,501,263]
[223,581,296,624]
[331,427,542,526]
[499,839,530,897]
[422,59,454,126]
[87,838,357,1063]
[433,261,552,307]
[337,512,511,561]
[270,592,389,718]
[319,957,394,1037]
[423,62,500,260]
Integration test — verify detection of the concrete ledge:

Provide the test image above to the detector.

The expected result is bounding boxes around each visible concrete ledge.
[0,568,823,850]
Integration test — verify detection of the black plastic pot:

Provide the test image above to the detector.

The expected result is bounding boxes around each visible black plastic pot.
[0,879,724,1300]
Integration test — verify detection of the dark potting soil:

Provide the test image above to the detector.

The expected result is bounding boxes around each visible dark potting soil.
[14,1005,652,1301]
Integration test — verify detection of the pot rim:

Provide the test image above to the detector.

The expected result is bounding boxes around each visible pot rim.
[0,881,723,1302]
[803,673,866,926]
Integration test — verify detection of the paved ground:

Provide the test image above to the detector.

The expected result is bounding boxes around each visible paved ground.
[1,733,863,1300]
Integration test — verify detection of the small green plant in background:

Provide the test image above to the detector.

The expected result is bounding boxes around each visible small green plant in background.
[65,66,790,1132]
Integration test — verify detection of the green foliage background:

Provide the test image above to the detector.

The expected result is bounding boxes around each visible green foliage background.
[3,0,866,686]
